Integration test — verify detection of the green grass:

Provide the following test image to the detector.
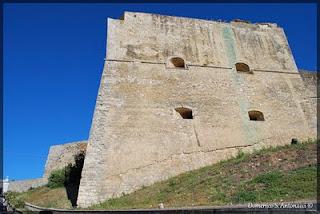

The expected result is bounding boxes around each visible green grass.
[6,139,317,210]
[234,165,317,203]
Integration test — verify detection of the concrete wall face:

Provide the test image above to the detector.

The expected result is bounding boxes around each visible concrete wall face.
[77,12,316,207]
[44,141,87,178]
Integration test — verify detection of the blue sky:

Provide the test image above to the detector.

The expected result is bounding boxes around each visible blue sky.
[3,3,317,180]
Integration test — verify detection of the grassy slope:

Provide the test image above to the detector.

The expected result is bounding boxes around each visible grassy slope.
[5,186,72,209]
[6,140,317,210]
[91,140,317,209]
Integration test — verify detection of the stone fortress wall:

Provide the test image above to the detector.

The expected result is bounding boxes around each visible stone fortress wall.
[7,178,47,193]
[77,12,317,207]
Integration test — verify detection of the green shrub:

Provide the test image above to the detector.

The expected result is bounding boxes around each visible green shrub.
[4,191,25,208]
[47,168,68,188]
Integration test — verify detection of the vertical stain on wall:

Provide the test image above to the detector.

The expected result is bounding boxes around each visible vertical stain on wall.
[222,26,256,144]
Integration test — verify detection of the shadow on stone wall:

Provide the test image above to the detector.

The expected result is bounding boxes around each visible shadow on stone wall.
[64,152,85,207]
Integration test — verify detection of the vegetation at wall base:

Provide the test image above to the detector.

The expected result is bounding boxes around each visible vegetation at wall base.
[47,168,66,188]
[5,139,317,210]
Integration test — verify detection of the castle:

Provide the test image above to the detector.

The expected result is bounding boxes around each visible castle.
[75,12,316,207]
[6,11,316,207]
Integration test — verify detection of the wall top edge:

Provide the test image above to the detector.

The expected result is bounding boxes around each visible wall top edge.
[113,11,282,30]
[49,140,87,149]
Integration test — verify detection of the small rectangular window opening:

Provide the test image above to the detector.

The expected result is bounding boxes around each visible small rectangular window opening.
[248,110,264,121]
[175,107,193,119]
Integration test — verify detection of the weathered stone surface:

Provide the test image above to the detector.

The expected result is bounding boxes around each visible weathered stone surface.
[8,178,47,193]
[44,141,87,178]
[77,12,316,207]
[298,70,318,133]
[299,70,317,95]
